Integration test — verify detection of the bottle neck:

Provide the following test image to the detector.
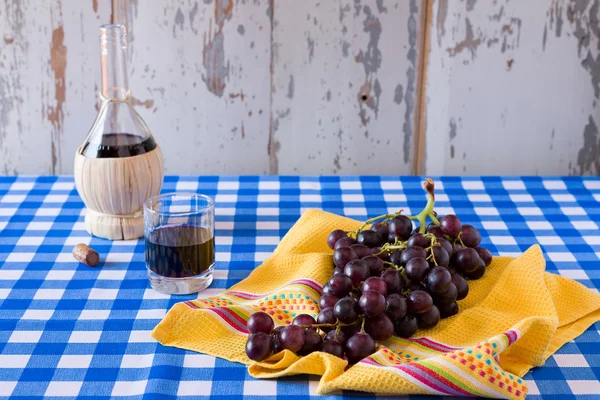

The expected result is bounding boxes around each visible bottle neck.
[100,24,129,100]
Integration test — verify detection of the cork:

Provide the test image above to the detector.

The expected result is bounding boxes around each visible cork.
[72,243,100,267]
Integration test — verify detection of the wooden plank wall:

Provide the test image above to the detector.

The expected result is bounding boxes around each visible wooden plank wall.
[0,0,421,175]
[271,0,421,174]
[0,0,598,176]
[0,1,111,175]
[423,0,600,175]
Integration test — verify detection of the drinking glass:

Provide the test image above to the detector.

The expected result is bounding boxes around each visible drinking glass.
[143,193,215,294]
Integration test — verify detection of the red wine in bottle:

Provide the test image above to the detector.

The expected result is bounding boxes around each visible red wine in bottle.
[81,133,156,158]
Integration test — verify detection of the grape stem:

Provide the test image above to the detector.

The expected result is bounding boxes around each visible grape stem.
[383,262,410,284]
[454,231,466,247]
[301,318,365,330]
[425,234,440,267]
[374,239,407,256]
[349,178,440,253]
[334,325,342,339]
[399,268,409,284]
[408,178,439,233]
[350,211,403,236]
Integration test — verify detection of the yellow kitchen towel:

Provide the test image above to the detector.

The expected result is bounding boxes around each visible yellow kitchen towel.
[152,209,600,398]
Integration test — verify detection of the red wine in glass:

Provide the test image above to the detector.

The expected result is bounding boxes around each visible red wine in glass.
[145,225,215,279]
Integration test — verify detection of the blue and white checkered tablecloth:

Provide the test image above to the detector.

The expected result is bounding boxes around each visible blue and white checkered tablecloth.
[0,176,599,399]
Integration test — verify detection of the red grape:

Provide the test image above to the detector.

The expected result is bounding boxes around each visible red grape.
[292,314,316,327]
[380,270,402,294]
[439,301,459,318]
[452,274,469,300]
[334,236,356,250]
[437,238,453,258]
[426,225,445,238]
[389,250,403,267]
[429,246,450,268]
[247,312,274,334]
[334,297,359,324]
[408,233,431,248]
[406,257,429,282]
[325,329,347,345]
[365,314,394,341]
[344,259,369,286]
[426,266,452,293]
[385,293,407,321]
[334,247,358,268]
[357,230,383,247]
[362,276,388,296]
[299,329,322,355]
[371,222,389,241]
[394,315,418,338]
[350,244,372,258]
[246,332,273,361]
[272,330,283,354]
[317,307,336,332]
[319,294,340,310]
[327,229,347,249]
[440,215,462,237]
[322,284,334,295]
[464,258,486,280]
[321,340,344,358]
[401,246,427,266]
[455,248,480,273]
[407,290,433,314]
[371,247,390,262]
[333,267,344,275]
[475,247,493,266]
[417,305,440,329]
[359,290,386,317]
[345,333,376,363]
[388,215,413,242]
[362,255,384,276]
[433,282,458,305]
[460,225,481,247]
[328,274,353,297]
[280,325,305,353]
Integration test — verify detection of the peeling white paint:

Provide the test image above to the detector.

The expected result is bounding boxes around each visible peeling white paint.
[425,0,599,176]
[271,0,419,174]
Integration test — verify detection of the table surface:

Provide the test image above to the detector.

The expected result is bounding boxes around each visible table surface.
[0,176,599,399]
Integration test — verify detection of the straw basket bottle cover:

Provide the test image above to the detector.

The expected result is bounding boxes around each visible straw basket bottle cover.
[74,24,164,240]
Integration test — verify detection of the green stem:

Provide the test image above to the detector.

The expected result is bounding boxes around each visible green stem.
[334,325,342,340]
[350,178,439,246]
[399,266,410,284]
[411,178,437,233]
[425,235,440,267]
[302,323,337,329]
[454,231,465,247]
[353,211,402,235]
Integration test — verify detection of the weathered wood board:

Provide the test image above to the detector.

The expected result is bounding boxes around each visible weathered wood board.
[424,0,600,176]
[0,0,110,175]
[113,0,272,175]
[1,0,598,176]
[271,0,422,174]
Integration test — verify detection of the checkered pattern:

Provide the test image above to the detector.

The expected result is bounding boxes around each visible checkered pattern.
[0,176,599,399]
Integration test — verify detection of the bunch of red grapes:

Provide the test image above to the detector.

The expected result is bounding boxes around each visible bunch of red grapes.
[245,179,492,364]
